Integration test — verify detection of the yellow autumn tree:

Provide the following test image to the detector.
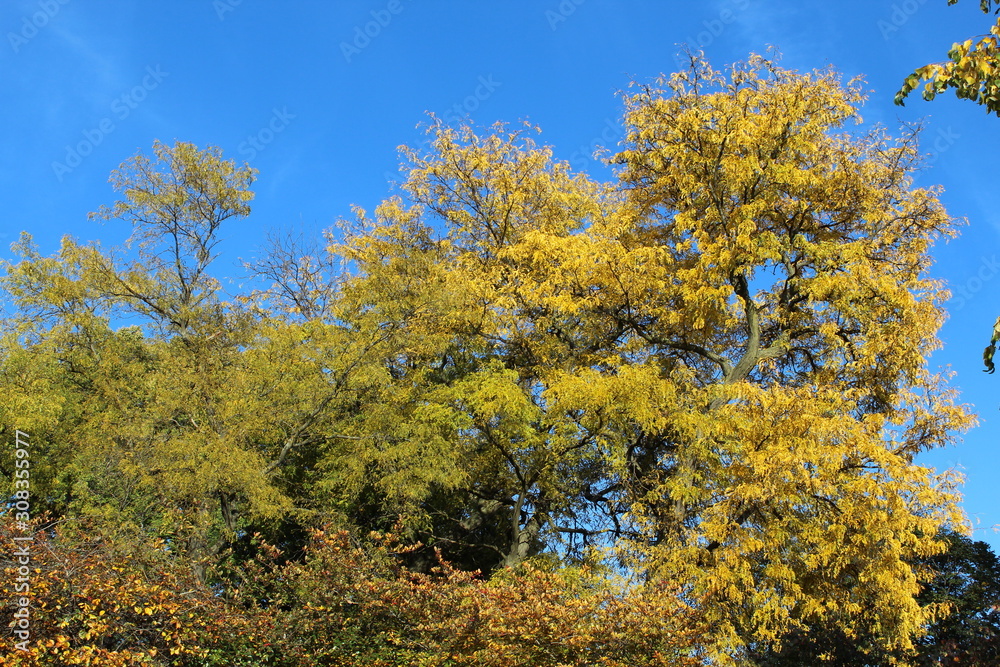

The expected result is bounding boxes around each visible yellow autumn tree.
[1,143,285,577]
[336,53,974,662]
[0,142,377,581]
[1,140,480,586]
[0,55,976,665]
[605,53,975,658]
[332,124,628,571]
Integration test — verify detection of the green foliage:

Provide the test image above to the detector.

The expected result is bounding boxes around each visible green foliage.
[911,530,1000,665]
[983,315,1000,372]
[896,1,1000,115]
[754,530,1000,666]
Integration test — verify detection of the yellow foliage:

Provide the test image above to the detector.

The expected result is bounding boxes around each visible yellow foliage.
[336,53,973,661]
[0,54,975,664]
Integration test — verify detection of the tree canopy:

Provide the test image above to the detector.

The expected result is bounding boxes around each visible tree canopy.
[0,53,981,666]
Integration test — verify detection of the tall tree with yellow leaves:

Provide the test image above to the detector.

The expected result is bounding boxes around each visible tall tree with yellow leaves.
[0,142,287,579]
[336,53,974,661]
[330,126,618,570]
[608,52,973,662]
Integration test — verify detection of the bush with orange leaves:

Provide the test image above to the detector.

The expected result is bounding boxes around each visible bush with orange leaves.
[0,516,276,667]
[1,515,707,666]
[253,528,709,666]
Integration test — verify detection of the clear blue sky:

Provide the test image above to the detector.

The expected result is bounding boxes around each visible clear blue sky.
[2,0,999,550]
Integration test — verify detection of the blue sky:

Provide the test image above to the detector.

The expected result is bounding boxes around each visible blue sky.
[2,0,999,551]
